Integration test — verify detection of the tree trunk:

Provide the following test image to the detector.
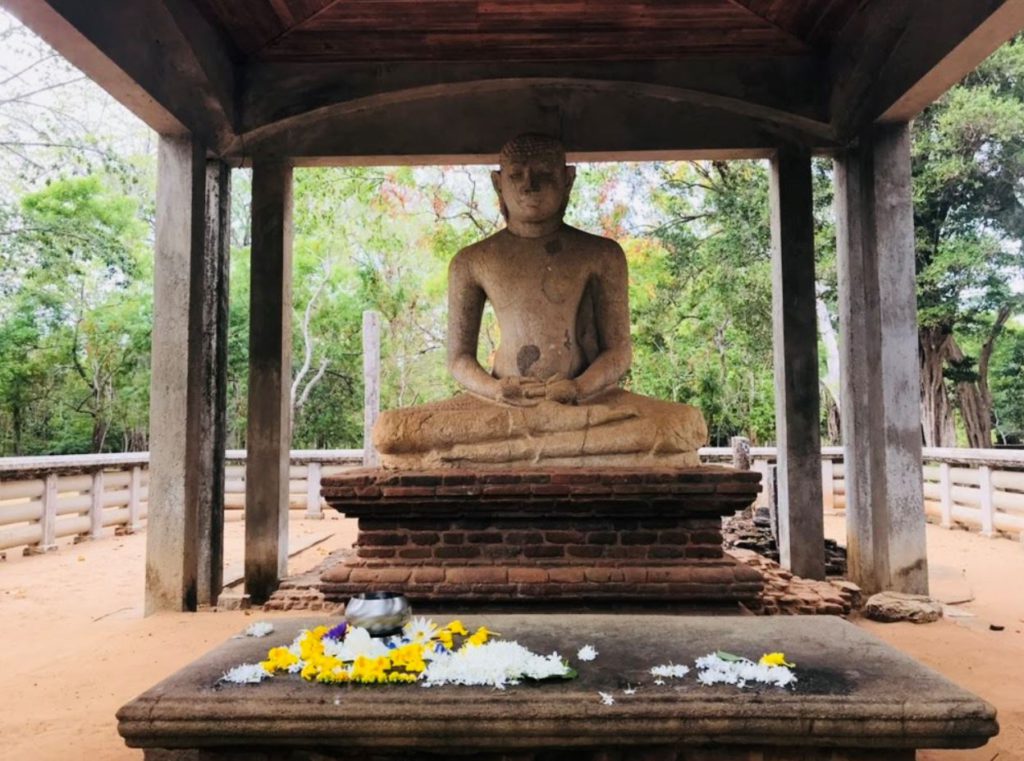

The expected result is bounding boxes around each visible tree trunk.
[919,325,955,447]
[950,306,1012,448]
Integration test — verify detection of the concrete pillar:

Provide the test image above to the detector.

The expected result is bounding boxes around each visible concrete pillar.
[769,144,825,580]
[834,122,928,595]
[245,160,293,604]
[362,310,381,467]
[146,137,229,613]
[196,161,231,607]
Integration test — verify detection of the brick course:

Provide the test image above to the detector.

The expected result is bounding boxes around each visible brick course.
[322,466,762,604]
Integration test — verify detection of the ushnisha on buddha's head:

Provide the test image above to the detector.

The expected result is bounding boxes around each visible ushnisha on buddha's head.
[491,134,577,229]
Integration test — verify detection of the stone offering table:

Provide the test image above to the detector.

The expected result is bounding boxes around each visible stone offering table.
[320,467,763,605]
[117,614,997,760]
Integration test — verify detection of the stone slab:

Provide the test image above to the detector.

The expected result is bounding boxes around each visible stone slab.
[118,614,996,759]
[322,467,761,520]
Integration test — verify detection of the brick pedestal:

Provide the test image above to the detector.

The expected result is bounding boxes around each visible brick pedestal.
[321,467,763,604]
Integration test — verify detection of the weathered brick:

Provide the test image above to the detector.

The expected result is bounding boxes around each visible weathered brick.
[547,567,585,583]
[442,532,465,545]
[544,530,585,544]
[686,546,724,559]
[607,546,647,559]
[620,531,659,545]
[349,568,412,584]
[658,530,690,545]
[567,545,604,559]
[509,567,548,583]
[446,566,508,584]
[506,531,544,544]
[435,485,481,497]
[648,546,686,559]
[481,484,529,497]
[397,547,432,560]
[587,531,618,545]
[479,472,523,484]
[621,567,648,584]
[356,547,396,559]
[523,545,564,558]
[410,531,440,546]
[530,483,573,496]
[584,567,625,583]
[353,486,382,499]
[466,531,504,544]
[691,530,724,545]
[382,486,436,499]
[411,567,445,584]
[358,531,408,547]
[441,472,476,485]
[434,545,481,559]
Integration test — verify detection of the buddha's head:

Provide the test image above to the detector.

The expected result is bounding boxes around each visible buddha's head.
[491,134,576,225]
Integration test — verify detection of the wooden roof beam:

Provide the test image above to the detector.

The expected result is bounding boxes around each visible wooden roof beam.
[829,0,1024,140]
[3,0,239,154]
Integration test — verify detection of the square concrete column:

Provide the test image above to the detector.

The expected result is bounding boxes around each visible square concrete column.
[146,137,230,613]
[245,160,293,604]
[769,144,825,581]
[834,122,928,595]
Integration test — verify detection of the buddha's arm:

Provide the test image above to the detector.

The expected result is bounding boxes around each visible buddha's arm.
[573,243,632,401]
[446,252,498,400]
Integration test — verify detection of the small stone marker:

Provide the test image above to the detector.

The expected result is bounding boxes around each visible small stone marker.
[864,591,943,624]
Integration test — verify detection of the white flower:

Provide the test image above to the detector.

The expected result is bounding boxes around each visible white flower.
[323,626,391,661]
[694,653,796,689]
[653,678,666,686]
[650,663,690,679]
[598,691,615,705]
[403,616,438,643]
[577,644,598,662]
[221,663,270,684]
[623,686,637,696]
[420,640,570,689]
[244,622,274,638]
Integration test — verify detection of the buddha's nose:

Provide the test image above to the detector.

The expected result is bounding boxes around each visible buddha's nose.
[524,170,539,191]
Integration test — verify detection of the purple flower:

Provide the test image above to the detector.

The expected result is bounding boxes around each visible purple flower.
[325,621,348,641]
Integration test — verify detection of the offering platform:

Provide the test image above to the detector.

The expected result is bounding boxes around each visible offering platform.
[117,614,997,760]
[319,467,763,605]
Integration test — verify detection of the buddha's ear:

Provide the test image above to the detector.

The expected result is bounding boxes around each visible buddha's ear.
[565,165,577,192]
[490,170,502,196]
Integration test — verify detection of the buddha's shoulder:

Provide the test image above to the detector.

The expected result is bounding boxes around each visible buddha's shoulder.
[449,231,506,268]
[561,225,625,255]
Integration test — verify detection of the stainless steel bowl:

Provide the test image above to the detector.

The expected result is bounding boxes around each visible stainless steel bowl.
[345,592,412,637]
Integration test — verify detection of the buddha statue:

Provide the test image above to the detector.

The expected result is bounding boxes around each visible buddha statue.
[373,134,707,469]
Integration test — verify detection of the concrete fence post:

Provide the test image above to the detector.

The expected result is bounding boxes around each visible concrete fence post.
[87,469,104,540]
[978,465,995,537]
[128,465,144,533]
[938,462,953,528]
[30,473,59,554]
[306,461,323,519]
[730,436,751,471]
[363,310,381,468]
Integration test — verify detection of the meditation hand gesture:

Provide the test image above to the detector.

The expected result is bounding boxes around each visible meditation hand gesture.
[496,376,546,406]
[543,374,579,404]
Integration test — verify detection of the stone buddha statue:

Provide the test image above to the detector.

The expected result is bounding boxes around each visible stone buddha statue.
[373,134,707,469]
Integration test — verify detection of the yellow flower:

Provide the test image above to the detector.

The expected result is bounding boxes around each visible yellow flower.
[436,630,454,650]
[351,655,390,684]
[260,646,299,674]
[389,643,427,673]
[759,652,794,668]
[445,620,469,636]
[465,626,496,648]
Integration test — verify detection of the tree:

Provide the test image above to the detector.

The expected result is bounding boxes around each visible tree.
[913,38,1024,446]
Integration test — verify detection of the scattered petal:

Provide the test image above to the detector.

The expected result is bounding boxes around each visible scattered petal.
[650,663,690,679]
[653,678,666,686]
[695,653,796,689]
[245,622,274,638]
[577,644,598,662]
[623,687,637,696]
[598,691,615,706]
[221,663,270,684]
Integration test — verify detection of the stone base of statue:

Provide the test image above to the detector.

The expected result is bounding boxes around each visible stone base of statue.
[319,467,763,605]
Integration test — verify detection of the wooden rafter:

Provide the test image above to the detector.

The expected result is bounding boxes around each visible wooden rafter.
[252,0,346,58]
[721,0,814,52]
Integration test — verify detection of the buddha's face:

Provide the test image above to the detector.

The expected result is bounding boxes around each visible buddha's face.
[492,154,576,224]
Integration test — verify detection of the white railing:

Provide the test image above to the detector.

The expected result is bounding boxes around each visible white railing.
[2,446,1022,555]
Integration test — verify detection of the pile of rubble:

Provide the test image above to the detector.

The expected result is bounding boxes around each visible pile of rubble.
[723,510,847,576]
[729,548,862,616]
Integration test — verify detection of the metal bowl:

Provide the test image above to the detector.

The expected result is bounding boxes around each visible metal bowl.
[345,592,412,637]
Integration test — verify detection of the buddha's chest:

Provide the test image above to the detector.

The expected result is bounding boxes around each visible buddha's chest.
[478,243,592,312]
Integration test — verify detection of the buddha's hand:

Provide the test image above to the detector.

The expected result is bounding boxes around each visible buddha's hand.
[544,374,579,405]
[495,376,546,406]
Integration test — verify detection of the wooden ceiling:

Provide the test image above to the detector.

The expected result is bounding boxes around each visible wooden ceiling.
[191,0,866,62]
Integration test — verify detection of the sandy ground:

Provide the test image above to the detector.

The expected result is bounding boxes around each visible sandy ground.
[0,514,1022,760]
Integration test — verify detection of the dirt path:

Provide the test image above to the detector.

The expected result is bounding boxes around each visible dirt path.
[0,515,1021,760]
